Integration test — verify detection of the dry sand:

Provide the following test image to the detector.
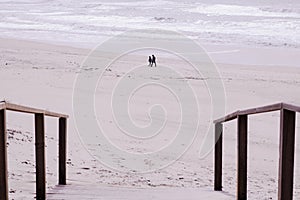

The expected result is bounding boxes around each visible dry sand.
[0,37,300,199]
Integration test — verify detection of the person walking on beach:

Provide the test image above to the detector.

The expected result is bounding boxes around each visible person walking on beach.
[148,56,152,66]
[152,55,156,67]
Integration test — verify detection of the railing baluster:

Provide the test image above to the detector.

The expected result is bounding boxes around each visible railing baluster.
[0,109,8,200]
[237,115,248,200]
[214,103,300,199]
[0,102,68,200]
[59,117,67,185]
[35,113,46,200]
[278,109,296,200]
[214,122,223,191]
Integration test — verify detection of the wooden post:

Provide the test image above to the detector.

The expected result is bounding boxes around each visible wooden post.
[278,109,296,200]
[237,115,248,200]
[214,122,223,191]
[0,109,8,200]
[35,113,45,200]
[59,117,67,185]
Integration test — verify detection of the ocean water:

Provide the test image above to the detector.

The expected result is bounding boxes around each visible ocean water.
[0,0,299,49]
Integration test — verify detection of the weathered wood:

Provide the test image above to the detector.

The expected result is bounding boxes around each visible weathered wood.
[214,122,223,191]
[35,113,46,200]
[214,103,284,124]
[278,109,296,200]
[282,103,300,113]
[214,102,300,199]
[214,111,239,124]
[0,109,8,200]
[0,101,68,199]
[0,103,5,110]
[5,102,68,118]
[237,115,248,200]
[47,184,233,200]
[59,117,67,185]
[238,102,282,116]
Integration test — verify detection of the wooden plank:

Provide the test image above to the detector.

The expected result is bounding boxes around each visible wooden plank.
[59,117,67,185]
[0,109,8,200]
[214,111,239,124]
[47,183,233,200]
[214,122,223,191]
[6,102,68,118]
[238,102,282,115]
[0,103,5,110]
[237,115,248,200]
[45,110,68,118]
[35,113,46,200]
[214,103,283,124]
[8,102,44,114]
[282,103,300,113]
[278,109,296,200]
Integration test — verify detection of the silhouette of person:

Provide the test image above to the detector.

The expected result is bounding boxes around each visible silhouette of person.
[148,56,152,66]
[152,55,156,67]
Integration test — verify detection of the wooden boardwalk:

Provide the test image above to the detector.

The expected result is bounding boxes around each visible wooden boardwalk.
[47,183,233,200]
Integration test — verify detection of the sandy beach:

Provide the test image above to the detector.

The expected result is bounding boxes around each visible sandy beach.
[0,36,299,199]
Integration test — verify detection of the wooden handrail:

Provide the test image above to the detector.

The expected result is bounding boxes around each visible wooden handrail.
[0,101,68,118]
[214,102,299,200]
[0,103,5,110]
[214,102,300,123]
[0,101,68,200]
[282,103,300,113]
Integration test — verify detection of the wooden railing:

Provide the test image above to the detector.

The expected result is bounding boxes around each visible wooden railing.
[214,102,300,200]
[0,101,68,200]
